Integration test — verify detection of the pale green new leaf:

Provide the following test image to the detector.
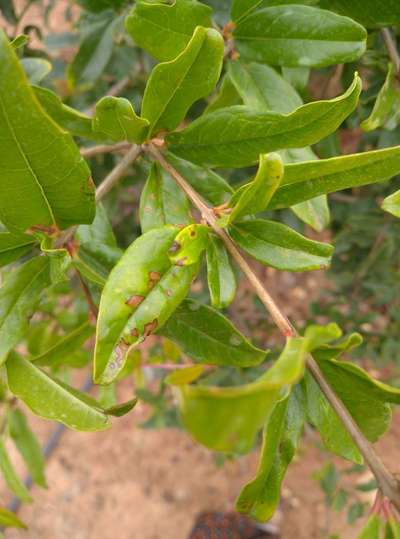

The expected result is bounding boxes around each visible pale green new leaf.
[165,365,205,386]
[9,408,47,488]
[177,337,306,453]
[233,5,367,68]
[362,64,400,132]
[0,508,27,530]
[269,146,400,209]
[7,354,110,431]
[0,30,95,231]
[139,162,192,233]
[0,232,36,267]
[229,219,333,271]
[166,74,361,168]
[160,299,266,367]
[142,26,224,135]
[0,438,32,502]
[357,515,382,539]
[0,257,51,364]
[382,189,400,218]
[93,96,149,143]
[125,0,213,62]
[206,237,236,309]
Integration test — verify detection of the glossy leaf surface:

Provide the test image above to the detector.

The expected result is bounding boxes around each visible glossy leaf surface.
[168,224,210,266]
[0,30,95,232]
[142,26,224,135]
[230,219,333,271]
[166,74,361,168]
[160,299,267,367]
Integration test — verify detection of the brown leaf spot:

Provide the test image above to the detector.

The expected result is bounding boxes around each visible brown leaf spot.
[168,241,181,254]
[130,328,139,338]
[125,295,145,308]
[175,257,187,267]
[143,319,158,337]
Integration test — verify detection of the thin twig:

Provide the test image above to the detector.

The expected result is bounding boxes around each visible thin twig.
[81,142,131,159]
[146,143,400,509]
[382,28,400,75]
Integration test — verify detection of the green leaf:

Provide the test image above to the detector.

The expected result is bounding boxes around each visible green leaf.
[139,162,192,233]
[291,196,330,233]
[160,299,267,367]
[166,152,233,206]
[385,519,400,539]
[177,337,306,453]
[230,219,333,272]
[10,34,29,49]
[228,60,303,114]
[6,353,110,431]
[236,386,305,521]
[0,232,36,267]
[104,397,138,417]
[168,224,209,266]
[32,321,94,367]
[166,74,361,168]
[8,408,47,488]
[304,323,343,352]
[0,0,17,24]
[0,257,51,364]
[0,438,32,502]
[0,30,95,232]
[269,145,400,209]
[142,26,223,136]
[93,96,149,143]
[21,58,52,84]
[206,236,236,309]
[125,0,213,62]
[0,507,27,530]
[320,0,400,28]
[231,0,320,22]
[228,153,284,223]
[362,64,400,132]
[382,189,400,218]
[165,365,205,385]
[204,74,241,115]
[233,5,367,68]
[358,515,382,539]
[33,86,106,142]
[68,12,122,88]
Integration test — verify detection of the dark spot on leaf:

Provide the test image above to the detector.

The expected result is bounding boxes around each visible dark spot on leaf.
[168,241,181,254]
[125,295,145,308]
[149,271,161,282]
[175,257,187,266]
[130,328,139,338]
[190,230,196,238]
[144,319,158,337]
[166,289,173,297]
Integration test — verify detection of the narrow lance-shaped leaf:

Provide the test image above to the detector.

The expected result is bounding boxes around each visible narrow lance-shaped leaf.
[139,162,192,233]
[165,365,206,386]
[229,219,333,272]
[0,30,95,231]
[227,153,284,223]
[361,64,400,133]
[382,190,400,218]
[6,354,110,431]
[93,96,149,143]
[236,386,305,522]
[0,257,51,364]
[233,5,367,68]
[166,74,361,168]
[168,224,210,266]
[125,0,213,62]
[8,408,47,488]
[160,299,267,367]
[0,508,27,530]
[141,26,224,136]
[0,232,36,267]
[176,337,306,453]
[0,438,32,502]
[269,145,400,209]
[206,237,237,309]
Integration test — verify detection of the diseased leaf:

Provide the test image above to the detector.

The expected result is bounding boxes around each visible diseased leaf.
[0,438,32,502]
[236,386,305,521]
[362,64,400,132]
[233,5,367,68]
[125,0,213,62]
[7,354,110,431]
[160,299,267,367]
[0,508,27,530]
[269,146,400,209]
[0,257,51,364]
[206,237,236,309]
[93,96,149,143]
[32,321,94,367]
[9,408,47,488]
[0,30,95,232]
[320,0,400,28]
[0,232,36,267]
[166,74,361,168]
[168,224,210,266]
[139,162,192,233]
[229,219,333,271]
[177,337,306,453]
[141,26,224,136]
[228,153,284,222]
